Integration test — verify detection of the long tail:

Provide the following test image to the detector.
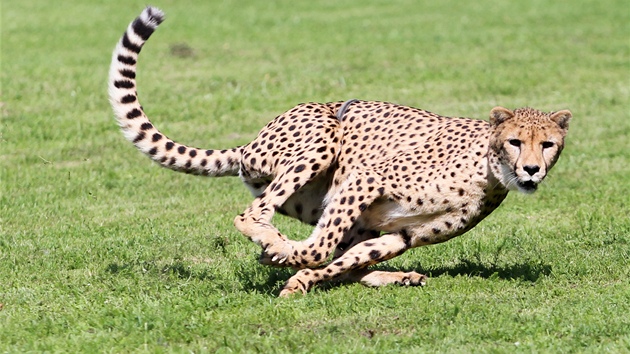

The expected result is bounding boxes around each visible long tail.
[108,7,241,176]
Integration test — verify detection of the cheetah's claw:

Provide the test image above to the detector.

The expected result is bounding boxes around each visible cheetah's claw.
[259,241,296,268]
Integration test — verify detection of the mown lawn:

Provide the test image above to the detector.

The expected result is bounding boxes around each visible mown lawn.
[1,0,629,352]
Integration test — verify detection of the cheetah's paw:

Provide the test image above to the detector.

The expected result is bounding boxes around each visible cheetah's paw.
[400,272,428,286]
[278,273,309,297]
[258,241,296,267]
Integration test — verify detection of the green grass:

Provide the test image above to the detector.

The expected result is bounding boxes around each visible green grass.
[2,0,629,352]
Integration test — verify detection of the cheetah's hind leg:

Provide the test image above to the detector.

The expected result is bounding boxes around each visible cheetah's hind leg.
[260,171,384,269]
[234,106,342,268]
[234,161,331,267]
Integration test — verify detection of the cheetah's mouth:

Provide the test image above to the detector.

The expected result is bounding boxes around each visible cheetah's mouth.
[516,180,538,193]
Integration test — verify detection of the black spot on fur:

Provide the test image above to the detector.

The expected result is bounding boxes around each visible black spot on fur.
[132,18,156,41]
[114,80,134,89]
[117,55,136,65]
[369,250,381,260]
[122,33,142,53]
[119,69,136,80]
[120,95,136,104]
[140,122,153,130]
[126,108,142,119]
[133,132,146,143]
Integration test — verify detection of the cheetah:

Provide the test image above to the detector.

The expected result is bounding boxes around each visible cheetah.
[109,7,572,296]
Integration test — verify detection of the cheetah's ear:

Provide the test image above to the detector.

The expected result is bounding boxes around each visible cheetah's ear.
[489,106,514,126]
[549,110,572,130]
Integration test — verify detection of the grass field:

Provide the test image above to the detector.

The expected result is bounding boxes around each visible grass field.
[2,0,629,352]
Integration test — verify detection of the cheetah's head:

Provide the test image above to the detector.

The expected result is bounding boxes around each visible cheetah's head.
[488,107,572,194]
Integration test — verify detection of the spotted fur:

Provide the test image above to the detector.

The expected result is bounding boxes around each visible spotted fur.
[109,8,572,297]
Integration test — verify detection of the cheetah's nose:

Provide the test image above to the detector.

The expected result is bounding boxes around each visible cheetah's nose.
[523,165,540,176]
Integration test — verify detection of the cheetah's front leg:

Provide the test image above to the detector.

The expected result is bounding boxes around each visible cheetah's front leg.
[328,226,425,288]
[279,232,419,296]
[339,269,427,288]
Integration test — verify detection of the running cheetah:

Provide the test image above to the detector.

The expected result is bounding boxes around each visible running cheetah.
[109,7,572,296]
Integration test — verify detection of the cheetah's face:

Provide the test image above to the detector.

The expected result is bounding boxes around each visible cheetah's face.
[489,107,572,194]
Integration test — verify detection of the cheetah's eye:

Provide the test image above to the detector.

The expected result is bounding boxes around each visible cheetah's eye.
[508,139,521,147]
[542,141,554,149]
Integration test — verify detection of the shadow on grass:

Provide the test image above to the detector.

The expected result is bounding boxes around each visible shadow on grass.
[313,259,551,292]
[235,258,553,296]
[239,267,295,295]
[105,261,213,281]
[105,257,551,295]
[422,258,552,282]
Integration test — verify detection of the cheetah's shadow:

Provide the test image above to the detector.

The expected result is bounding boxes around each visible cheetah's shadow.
[419,258,552,282]
[243,258,552,295]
